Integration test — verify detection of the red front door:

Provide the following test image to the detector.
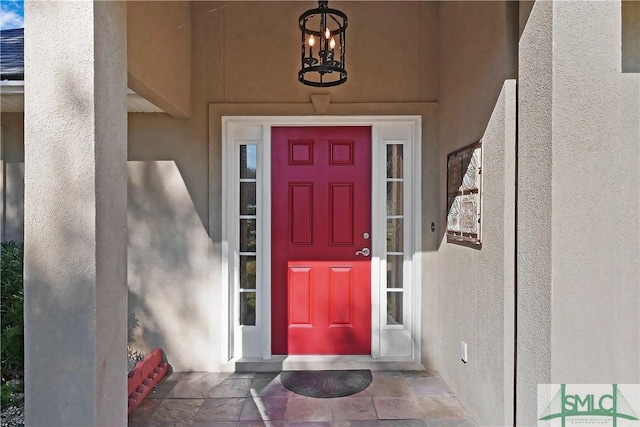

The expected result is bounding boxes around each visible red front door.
[271,126,372,355]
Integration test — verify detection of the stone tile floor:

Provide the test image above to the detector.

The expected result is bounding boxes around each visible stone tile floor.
[129,371,477,427]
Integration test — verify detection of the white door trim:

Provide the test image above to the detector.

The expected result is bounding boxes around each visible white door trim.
[221,116,422,364]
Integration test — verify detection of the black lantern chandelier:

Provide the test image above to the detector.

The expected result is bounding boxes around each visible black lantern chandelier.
[298,1,348,87]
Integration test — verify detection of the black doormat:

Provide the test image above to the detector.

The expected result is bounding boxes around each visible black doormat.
[280,370,373,398]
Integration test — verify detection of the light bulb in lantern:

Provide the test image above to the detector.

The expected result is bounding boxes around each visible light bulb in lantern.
[325,27,330,39]
[329,37,336,49]
[308,35,315,46]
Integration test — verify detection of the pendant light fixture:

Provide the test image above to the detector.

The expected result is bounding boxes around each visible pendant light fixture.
[298,1,348,87]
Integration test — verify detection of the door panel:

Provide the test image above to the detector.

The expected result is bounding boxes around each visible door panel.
[289,183,313,245]
[288,266,313,325]
[329,183,354,245]
[272,126,372,355]
[329,266,353,326]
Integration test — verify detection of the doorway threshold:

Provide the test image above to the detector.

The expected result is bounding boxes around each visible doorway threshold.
[229,356,425,373]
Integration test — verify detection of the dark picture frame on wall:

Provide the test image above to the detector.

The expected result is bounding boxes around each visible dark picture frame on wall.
[446,140,482,247]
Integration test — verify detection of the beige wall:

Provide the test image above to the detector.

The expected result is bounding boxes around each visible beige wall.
[518,1,640,424]
[548,0,639,382]
[435,2,518,425]
[516,1,553,423]
[127,1,191,117]
[192,1,439,104]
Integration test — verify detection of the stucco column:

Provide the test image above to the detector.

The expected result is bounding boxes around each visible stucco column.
[517,1,553,424]
[24,1,127,425]
[518,1,640,425]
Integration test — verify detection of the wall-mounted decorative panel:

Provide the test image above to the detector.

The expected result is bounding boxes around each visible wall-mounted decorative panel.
[446,141,482,246]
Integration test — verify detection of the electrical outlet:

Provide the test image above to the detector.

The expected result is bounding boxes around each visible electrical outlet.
[461,341,468,363]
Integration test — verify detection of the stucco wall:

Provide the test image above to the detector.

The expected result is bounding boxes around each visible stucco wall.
[192,0,439,104]
[548,0,639,386]
[516,1,553,423]
[127,115,213,371]
[435,2,517,426]
[127,1,440,371]
[518,1,640,424]
[23,1,128,424]
[127,1,191,117]
[0,113,23,242]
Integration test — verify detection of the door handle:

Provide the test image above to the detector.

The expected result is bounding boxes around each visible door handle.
[355,247,370,257]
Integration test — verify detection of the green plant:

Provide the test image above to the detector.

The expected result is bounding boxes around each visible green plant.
[1,382,14,408]
[1,241,24,379]
[127,345,146,371]
[1,380,23,408]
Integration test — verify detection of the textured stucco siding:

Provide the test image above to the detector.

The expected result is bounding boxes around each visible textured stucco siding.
[517,1,640,424]
[23,1,127,424]
[127,1,191,117]
[435,2,518,425]
[517,1,554,424]
[549,0,639,383]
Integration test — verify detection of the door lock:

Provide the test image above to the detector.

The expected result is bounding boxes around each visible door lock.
[355,247,370,257]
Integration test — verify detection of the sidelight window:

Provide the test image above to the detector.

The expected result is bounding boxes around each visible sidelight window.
[386,144,404,325]
[239,145,257,325]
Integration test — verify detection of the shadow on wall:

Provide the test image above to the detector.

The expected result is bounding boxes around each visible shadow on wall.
[127,113,209,234]
[127,160,213,372]
[24,68,128,419]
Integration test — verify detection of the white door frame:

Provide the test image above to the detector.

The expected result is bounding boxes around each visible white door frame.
[221,116,422,363]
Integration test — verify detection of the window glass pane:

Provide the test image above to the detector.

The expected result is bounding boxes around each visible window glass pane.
[240,219,257,252]
[240,145,257,179]
[386,181,403,216]
[240,182,257,215]
[240,256,257,289]
[387,255,403,289]
[387,292,403,325]
[386,218,403,252]
[386,144,403,178]
[240,292,256,325]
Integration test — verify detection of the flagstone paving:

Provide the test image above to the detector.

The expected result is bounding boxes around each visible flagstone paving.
[128,371,477,427]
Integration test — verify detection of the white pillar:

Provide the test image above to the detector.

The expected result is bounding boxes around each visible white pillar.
[24,1,128,425]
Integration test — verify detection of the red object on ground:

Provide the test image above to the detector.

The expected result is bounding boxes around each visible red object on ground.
[127,348,170,415]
